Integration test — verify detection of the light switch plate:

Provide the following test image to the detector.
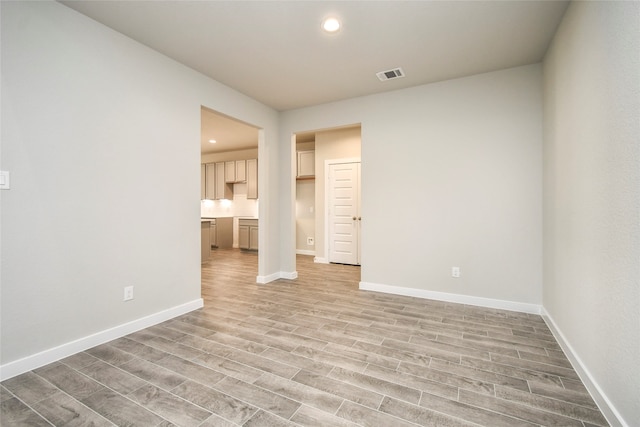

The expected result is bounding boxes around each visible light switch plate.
[0,171,10,190]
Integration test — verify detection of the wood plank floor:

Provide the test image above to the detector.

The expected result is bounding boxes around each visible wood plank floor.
[2,249,609,426]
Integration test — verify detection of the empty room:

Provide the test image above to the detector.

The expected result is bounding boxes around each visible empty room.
[1,1,638,426]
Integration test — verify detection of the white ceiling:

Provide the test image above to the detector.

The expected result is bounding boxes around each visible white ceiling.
[60,0,569,152]
[201,107,259,154]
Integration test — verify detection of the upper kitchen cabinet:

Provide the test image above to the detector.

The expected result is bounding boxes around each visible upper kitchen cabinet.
[202,163,216,200]
[201,158,257,200]
[225,160,247,183]
[297,150,315,178]
[201,164,206,200]
[247,158,258,199]
[235,160,246,182]
[215,162,233,200]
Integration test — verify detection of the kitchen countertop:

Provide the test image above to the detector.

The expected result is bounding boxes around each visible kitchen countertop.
[201,217,258,222]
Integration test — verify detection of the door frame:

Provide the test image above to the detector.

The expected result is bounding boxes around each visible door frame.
[323,157,361,264]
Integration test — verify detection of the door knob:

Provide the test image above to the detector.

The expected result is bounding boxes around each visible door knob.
[352,216,357,220]
[358,217,362,221]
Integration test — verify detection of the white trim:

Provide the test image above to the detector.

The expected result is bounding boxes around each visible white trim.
[314,257,329,264]
[296,249,315,256]
[359,281,541,314]
[541,308,627,427]
[257,271,298,284]
[279,271,298,280]
[0,298,203,381]
[256,272,280,284]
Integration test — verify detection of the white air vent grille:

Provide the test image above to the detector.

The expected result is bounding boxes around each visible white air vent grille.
[376,67,405,81]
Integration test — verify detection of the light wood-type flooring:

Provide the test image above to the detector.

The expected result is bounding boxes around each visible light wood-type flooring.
[1,249,609,426]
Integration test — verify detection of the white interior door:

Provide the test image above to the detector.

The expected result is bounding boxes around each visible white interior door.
[328,162,361,265]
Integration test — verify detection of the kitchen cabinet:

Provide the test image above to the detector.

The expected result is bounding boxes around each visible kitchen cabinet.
[215,162,233,200]
[201,221,211,263]
[235,160,246,182]
[297,150,315,178]
[225,161,235,183]
[238,218,258,250]
[201,164,206,200]
[208,217,233,249]
[246,158,258,199]
[201,159,254,199]
[225,160,247,183]
[203,163,216,200]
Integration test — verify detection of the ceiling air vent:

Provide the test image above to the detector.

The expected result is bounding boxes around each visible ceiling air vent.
[376,67,405,81]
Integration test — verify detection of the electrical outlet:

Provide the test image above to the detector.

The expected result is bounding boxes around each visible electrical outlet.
[307,237,314,245]
[124,286,134,301]
[0,171,10,190]
[452,267,460,278]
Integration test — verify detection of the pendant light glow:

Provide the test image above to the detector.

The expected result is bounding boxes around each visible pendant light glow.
[322,17,341,33]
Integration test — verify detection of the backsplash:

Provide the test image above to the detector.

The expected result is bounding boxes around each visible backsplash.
[201,183,258,218]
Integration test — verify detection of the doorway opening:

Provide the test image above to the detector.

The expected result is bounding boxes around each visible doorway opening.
[294,124,362,274]
[200,106,261,277]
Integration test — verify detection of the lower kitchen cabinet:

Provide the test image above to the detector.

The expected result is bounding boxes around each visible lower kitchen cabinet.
[207,217,233,249]
[201,221,211,263]
[238,218,258,250]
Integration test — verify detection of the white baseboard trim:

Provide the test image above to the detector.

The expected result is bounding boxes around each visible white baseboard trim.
[256,272,280,284]
[541,308,627,427]
[256,271,298,284]
[359,281,541,314]
[280,271,298,280]
[0,298,203,382]
[314,257,329,264]
[296,249,315,256]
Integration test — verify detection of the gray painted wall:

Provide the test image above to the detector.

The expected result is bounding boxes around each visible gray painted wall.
[543,1,640,424]
[1,1,279,366]
[281,64,544,305]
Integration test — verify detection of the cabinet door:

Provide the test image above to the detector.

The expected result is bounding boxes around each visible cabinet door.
[216,217,233,248]
[201,164,206,200]
[297,151,315,177]
[235,160,246,182]
[215,162,233,199]
[201,222,210,263]
[205,163,216,200]
[249,226,259,250]
[225,161,236,183]
[210,223,218,248]
[238,225,249,249]
[246,159,258,199]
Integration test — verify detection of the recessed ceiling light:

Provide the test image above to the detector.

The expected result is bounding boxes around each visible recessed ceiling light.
[209,139,216,144]
[322,17,341,33]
